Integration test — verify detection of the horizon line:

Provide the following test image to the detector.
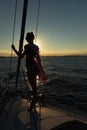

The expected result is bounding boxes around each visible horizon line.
[0,54,87,57]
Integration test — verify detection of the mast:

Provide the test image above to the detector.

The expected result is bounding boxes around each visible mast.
[15,0,28,93]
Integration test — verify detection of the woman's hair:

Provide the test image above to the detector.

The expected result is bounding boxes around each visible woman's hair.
[26,32,34,41]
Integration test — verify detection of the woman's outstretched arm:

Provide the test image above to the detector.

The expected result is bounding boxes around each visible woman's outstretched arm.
[11,44,19,55]
[11,44,25,57]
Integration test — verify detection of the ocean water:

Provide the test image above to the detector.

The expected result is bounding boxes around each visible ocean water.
[0,56,87,118]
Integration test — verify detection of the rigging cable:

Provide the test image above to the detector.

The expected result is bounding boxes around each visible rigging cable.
[9,0,18,75]
[0,0,18,100]
[35,0,41,42]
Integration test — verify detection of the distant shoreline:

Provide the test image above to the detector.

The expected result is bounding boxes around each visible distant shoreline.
[0,55,87,58]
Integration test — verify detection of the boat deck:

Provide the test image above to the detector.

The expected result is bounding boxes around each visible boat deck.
[0,97,87,130]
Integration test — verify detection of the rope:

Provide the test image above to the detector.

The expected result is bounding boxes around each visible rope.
[9,0,18,75]
[0,0,18,90]
[35,0,41,42]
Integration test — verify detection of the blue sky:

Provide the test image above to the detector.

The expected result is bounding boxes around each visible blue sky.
[0,0,87,56]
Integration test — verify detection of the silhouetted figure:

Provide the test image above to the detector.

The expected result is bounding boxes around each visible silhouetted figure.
[12,32,45,110]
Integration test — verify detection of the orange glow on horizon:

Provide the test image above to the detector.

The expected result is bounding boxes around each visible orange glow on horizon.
[40,49,87,56]
[0,49,87,57]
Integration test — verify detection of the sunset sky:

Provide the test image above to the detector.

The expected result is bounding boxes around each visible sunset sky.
[0,0,87,56]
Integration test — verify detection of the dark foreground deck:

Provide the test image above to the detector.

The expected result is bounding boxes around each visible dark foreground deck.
[0,97,87,130]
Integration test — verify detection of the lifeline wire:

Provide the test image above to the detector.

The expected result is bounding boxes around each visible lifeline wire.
[9,0,18,75]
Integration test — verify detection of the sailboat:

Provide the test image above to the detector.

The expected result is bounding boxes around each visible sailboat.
[0,0,87,129]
